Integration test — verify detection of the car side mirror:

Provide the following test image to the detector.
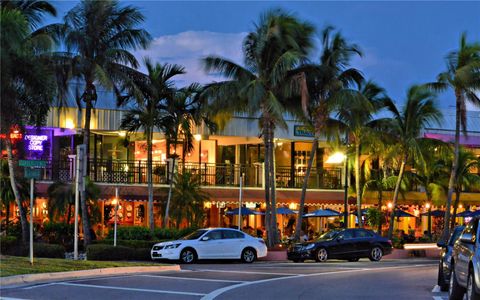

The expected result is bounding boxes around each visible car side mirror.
[460,233,474,244]
[436,240,447,248]
[201,236,210,241]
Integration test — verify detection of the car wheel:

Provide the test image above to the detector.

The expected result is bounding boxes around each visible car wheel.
[348,258,360,262]
[449,266,466,300]
[241,248,257,263]
[438,262,449,292]
[180,248,197,264]
[369,246,383,262]
[315,248,328,262]
[466,268,480,300]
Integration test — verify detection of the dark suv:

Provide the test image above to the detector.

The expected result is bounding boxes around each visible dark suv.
[449,216,480,300]
[437,226,465,291]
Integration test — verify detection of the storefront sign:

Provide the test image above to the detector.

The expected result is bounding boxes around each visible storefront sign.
[19,160,47,168]
[25,134,48,151]
[293,125,314,137]
[24,168,41,179]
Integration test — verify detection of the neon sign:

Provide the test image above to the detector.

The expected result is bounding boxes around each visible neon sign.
[25,134,48,151]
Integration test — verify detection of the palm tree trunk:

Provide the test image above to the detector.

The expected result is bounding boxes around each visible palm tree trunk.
[147,129,154,231]
[387,156,407,239]
[355,141,363,228]
[164,131,178,228]
[80,88,93,246]
[377,187,383,234]
[295,138,318,241]
[269,127,279,244]
[450,189,461,231]
[5,139,28,244]
[263,129,272,247]
[443,89,461,241]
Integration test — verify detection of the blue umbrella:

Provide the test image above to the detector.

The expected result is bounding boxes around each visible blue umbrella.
[456,211,473,218]
[394,210,416,218]
[225,207,260,215]
[303,209,340,218]
[471,210,480,217]
[276,207,297,215]
[420,210,445,217]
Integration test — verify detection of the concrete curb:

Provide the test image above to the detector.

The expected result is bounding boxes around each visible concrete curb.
[0,265,180,288]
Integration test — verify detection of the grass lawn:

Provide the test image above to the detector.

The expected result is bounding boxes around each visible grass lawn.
[0,256,161,277]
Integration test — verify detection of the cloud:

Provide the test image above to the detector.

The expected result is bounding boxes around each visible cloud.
[133,31,247,86]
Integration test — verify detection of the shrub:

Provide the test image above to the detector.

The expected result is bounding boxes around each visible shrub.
[106,226,152,240]
[0,238,64,258]
[0,236,18,254]
[41,222,74,246]
[93,239,167,249]
[153,227,198,240]
[86,244,151,261]
[33,243,65,258]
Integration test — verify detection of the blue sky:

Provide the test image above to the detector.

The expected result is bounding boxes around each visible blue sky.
[50,1,480,110]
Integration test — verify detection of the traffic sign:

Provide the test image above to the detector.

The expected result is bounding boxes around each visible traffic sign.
[24,168,41,179]
[19,160,47,168]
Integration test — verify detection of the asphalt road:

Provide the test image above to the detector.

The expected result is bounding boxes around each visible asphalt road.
[0,259,448,300]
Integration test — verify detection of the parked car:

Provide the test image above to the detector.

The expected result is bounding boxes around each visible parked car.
[449,217,480,300]
[437,226,465,291]
[150,228,268,264]
[287,228,392,263]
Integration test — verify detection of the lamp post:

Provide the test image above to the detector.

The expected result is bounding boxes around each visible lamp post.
[426,202,431,238]
[326,152,348,228]
[194,134,202,165]
[113,187,119,247]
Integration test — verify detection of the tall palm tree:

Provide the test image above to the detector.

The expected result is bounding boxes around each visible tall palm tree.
[333,81,387,227]
[1,2,57,243]
[384,85,442,239]
[52,0,151,245]
[294,26,363,240]
[427,33,480,240]
[120,60,184,231]
[450,148,480,229]
[201,9,315,246]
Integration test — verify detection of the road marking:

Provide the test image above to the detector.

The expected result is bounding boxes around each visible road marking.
[201,264,435,300]
[0,297,30,300]
[23,283,56,290]
[432,285,441,292]
[194,269,298,276]
[432,296,445,300]
[56,282,206,296]
[137,274,246,283]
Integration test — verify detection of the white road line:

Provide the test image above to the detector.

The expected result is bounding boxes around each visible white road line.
[194,269,298,276]
[432,285,441,292]
[0,297,30,300]
[201,264,435,300]
[137,274,246,283]
[432,296,445,300]
[22,283,56,290]
[56,282,206,296]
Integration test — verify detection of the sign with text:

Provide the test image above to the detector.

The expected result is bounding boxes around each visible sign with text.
[19,160,47,168]
[293,125,314,137]
[24,168,41,179]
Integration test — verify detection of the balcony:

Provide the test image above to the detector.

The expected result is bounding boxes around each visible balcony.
[26,159,343,190]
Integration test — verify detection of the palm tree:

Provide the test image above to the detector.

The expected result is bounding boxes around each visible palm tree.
[52,0,151,245]
[294,26,363,241]
[333,81,387,227]
[384,85,442,239]
[1,2,57,243]
[170,172,210,228]
[120,60,184,231]
[427,33,480,240]
[450,148,480,229]
[201,9,315,246]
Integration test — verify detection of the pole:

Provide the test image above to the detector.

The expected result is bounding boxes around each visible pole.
[29,178,34,265]
[74,154,79,260]
[114,187,118,247]
[238,174,243,230]
[198,139,202,166]
[344,134,349,229]
[428,206,432,238]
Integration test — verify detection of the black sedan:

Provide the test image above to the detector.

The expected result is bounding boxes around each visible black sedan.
[437,226,465,291]
[287,228,393,262]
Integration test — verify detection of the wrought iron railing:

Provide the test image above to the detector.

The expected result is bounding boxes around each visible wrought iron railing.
[15,158,342,189]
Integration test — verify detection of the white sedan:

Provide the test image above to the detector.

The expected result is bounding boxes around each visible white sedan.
[151,228,268,263]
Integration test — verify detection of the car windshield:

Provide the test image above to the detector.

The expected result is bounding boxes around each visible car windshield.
[182,229,208,240]
[318,230,340,240]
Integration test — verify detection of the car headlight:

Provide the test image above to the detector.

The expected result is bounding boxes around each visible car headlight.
[164,243,181,249]
[304,244,315,250]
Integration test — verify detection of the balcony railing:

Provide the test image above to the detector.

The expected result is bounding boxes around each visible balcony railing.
[24,159,342,189]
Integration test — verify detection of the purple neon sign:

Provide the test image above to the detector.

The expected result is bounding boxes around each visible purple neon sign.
[25,134,48,151]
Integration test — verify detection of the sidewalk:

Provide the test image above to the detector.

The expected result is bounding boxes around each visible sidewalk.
[0,265,180,288]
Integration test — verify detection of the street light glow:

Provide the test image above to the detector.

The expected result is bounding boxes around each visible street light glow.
[326,152,346,164]
[194,134,202,142]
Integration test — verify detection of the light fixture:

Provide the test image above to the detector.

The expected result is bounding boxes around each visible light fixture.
[425,203,431,209]
[387,202,393,209]
[65,119,75,129]
[118,131,126,137]
[326,152,346,164]
[194,134,202,142]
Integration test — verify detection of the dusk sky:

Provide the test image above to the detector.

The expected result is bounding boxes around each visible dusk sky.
[50,1,480,111]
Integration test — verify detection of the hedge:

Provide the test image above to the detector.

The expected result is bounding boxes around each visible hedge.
[93,239,167,249]
[86,244,151,261]
[106,226,198,241]
[0,237,64,258]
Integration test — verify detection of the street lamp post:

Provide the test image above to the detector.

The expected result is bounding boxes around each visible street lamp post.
[326,152,348,228]
[113,187,119,247]
[426,202,431,238]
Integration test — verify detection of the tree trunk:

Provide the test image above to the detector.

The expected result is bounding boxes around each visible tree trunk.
[262,127,272,247]
[5,201,10,235]
[387,156,407,239]
[147,129,154,231]
[294,138,318,241]
[5,139,28,244]
[164,130,179,228]
[443,89,461,242]
[450,189,461,231]
[377,186,383,235]
[355,141,363,228]
[269,127,279,244]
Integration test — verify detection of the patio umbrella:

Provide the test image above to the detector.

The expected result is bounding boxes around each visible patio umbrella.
[303,209,340,218]
[394,210,416,218]
[455,210,472,218]
[276,207,297,215]
[225,207,262,215]
[470,210,480,218]
[350,209,369,216]
[420,210,445,217]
